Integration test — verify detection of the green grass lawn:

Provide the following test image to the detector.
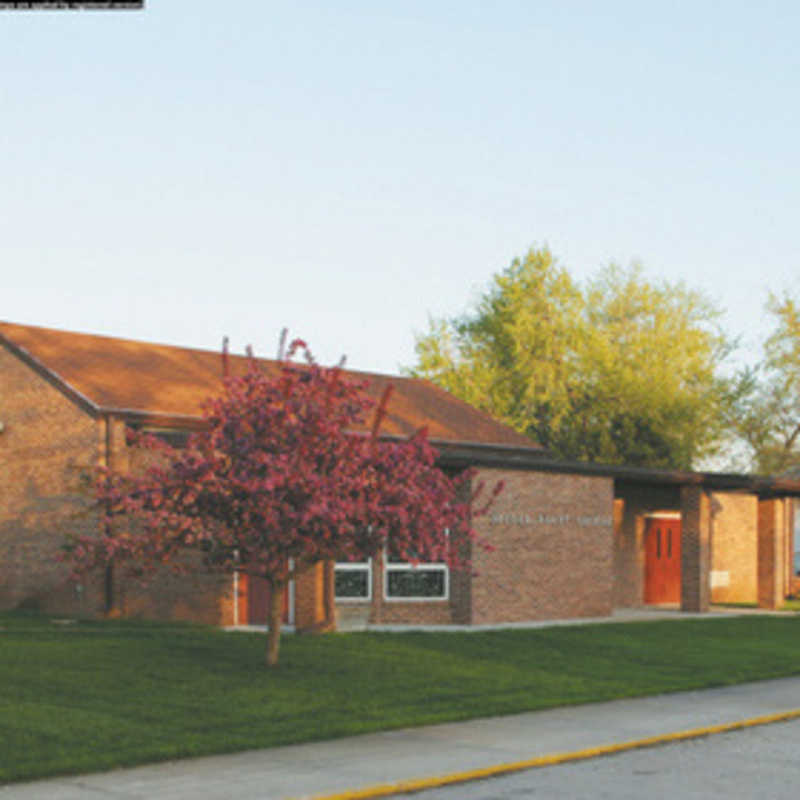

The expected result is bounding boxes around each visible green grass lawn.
[4,611,800,784]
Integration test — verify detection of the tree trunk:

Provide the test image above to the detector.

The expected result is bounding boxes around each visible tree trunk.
[265,582,283,667]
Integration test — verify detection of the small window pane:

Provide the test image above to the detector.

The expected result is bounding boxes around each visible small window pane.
[387,569,446,598]
[335,570,369,599]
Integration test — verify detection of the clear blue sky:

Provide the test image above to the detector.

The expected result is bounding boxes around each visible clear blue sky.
[2,1,798,374]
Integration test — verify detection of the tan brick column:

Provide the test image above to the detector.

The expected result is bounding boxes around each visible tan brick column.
[783,499,795,598]
[680,486,711,612]
[370,549,384,624]
[294,562,327,630]
[758,499,785,610]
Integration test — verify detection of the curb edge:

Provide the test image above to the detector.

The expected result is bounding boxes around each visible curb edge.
[300,708,800,800]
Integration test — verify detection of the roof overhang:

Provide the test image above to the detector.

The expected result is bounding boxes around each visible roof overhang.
[436,446,800,499]
[112,412,800,499]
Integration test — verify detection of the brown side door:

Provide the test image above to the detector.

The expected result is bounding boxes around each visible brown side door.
[644,517,681,604]
[237,572,291,625]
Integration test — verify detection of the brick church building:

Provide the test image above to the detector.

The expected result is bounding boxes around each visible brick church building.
[1,321,798,629]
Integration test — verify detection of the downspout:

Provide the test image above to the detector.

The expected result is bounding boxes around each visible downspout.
[233,570,239,626]
[787,499,795,598]
[232,549,240,626]
[103,413,115,615]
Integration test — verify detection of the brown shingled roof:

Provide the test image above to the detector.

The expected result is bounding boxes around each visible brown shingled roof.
[0,321,541,450]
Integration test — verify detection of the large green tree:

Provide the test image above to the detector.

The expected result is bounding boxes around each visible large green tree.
[728,293,800,474]
[410,247,732,469]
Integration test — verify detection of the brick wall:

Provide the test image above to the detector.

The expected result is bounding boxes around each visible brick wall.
[117,560,234,626]
[469,468,614,623]
[373,599,454,625]
[680,486,711,612]
[113,430,236,626]
[364,550,455,625]
[0,345,104,615]
[332,468,614,626]
[710,491,757,604]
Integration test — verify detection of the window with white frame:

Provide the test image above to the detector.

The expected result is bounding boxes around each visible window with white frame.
[384,545,449,601]
[334,558,372,601]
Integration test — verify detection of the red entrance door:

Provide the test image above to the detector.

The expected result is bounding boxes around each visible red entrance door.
[237,573,291,625]
[644,517,681,604]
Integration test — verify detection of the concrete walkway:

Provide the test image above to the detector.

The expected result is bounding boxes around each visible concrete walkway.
[228,605,795,635]
[3,674,800,800]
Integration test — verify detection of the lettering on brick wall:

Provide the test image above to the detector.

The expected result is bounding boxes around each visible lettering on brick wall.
[489,512,612,527]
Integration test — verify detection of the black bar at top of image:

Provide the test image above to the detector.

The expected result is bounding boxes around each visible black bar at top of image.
[0,2,144,9]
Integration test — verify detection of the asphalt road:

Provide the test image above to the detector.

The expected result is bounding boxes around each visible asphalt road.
[393,716,800,800]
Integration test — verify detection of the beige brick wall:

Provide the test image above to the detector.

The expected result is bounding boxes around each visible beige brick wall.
[0,345,104,615]
[470,468,614,623]
[710,492,758,604]
[758,498,788,610]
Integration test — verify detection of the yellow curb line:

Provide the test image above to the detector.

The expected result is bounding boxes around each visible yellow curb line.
[302,708,800,800]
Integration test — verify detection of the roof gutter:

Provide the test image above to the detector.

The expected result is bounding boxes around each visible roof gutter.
[439,451,800,498]
[102,407,208,430]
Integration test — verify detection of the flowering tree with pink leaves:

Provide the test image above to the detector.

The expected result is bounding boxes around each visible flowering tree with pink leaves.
[64,337,500,666]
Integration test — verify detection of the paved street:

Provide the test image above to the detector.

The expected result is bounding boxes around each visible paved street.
[393,716,800,800]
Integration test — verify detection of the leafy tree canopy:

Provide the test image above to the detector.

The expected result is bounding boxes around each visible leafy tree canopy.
[727,293,800,474]
[65,337,497,666]
[410,247,732,469]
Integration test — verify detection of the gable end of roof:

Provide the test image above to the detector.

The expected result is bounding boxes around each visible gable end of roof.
[0,331,100,418]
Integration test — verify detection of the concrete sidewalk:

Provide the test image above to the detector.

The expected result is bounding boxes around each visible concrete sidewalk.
[3,675,800,800]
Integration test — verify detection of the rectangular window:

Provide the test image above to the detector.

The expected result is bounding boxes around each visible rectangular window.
[334,559,372,602]
[384,548,449,601]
